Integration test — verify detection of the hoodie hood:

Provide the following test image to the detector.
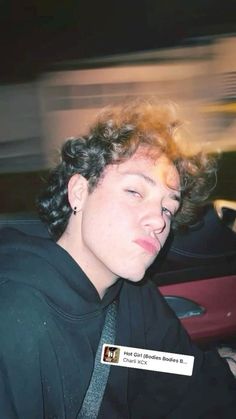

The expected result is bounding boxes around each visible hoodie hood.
[0,228,122,317]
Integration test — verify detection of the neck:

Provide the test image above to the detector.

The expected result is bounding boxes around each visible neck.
[57,236,118,299]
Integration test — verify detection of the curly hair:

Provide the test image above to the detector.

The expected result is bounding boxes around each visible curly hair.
[37,100,217,240]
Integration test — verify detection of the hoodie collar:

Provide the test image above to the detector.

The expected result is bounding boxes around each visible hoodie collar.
[0,228,123,317]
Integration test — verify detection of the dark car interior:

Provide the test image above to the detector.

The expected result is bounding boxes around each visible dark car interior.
[148,203,236,285]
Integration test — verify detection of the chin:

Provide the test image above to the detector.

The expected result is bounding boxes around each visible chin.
[121,267,146,283]
[126,276,145,284]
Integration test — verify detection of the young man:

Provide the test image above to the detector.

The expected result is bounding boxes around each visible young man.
[0,101,235,418]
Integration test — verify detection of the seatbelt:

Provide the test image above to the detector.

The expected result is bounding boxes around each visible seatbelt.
[77,300,117,419]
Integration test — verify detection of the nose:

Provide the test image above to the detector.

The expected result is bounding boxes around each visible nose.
[142,208,167,236]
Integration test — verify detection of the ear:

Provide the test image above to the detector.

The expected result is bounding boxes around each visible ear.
[67,174,88,211]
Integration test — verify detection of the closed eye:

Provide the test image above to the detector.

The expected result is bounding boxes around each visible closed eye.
[125,189,142,198]
[162,206,174,219]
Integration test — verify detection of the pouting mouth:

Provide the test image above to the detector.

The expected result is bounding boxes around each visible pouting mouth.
[134,238,161,255]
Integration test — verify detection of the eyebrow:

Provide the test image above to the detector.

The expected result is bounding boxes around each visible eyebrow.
[121,171,181,202]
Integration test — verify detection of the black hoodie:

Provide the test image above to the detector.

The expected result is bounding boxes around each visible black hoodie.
[0,228,235,419]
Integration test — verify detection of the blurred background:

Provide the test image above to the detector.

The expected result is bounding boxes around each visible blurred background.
[0,0,235,213]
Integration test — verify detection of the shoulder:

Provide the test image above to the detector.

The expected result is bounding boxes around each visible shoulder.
[0,275,49,319]
[0,280,49,351]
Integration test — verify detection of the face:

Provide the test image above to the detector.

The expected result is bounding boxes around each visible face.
[63,151,181,292]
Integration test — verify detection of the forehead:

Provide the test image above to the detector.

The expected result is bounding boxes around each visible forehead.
[104,151,180,192]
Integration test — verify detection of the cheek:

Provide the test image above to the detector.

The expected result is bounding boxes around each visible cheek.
[82,200,133,245]
[80,210,135,276]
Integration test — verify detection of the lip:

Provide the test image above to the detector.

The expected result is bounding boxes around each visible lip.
[134,238,161,255]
